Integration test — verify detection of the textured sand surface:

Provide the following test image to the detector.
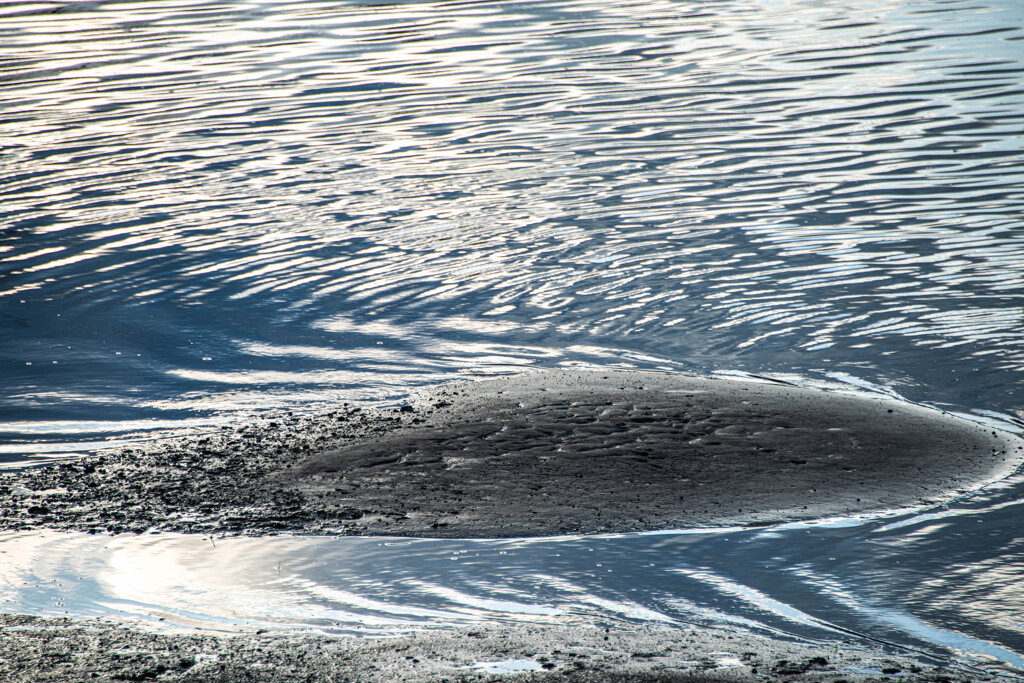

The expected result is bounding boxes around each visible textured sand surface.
[0,614,1002,682]
[2,370,1020,537]
[278,370,1022,536]
[2,370,1021,681]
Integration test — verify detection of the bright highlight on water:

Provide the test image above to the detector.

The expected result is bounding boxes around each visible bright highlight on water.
[1,0,1023,679]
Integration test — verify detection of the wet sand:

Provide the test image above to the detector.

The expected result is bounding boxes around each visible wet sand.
[2,370,1022,681]
[0,614,1000,682]
[1,370,1020,537]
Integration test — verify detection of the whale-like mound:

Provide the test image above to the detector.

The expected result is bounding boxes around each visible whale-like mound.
[278,370,1021,536]
[3,370,1021,537]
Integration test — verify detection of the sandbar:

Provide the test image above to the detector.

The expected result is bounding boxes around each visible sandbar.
[2,370,1020,537]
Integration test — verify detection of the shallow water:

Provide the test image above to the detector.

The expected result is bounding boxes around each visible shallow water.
[2,474,1024,673]
[2,0,1024,673]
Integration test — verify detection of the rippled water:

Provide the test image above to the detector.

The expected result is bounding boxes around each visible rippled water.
[2,0,1024,673]
[3,0,1023,456]
[2,475,1024,672]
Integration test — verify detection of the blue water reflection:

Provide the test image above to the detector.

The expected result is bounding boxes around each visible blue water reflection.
[2,476,1023,669]
[1,0,1023,674]
[2,0,1022,454]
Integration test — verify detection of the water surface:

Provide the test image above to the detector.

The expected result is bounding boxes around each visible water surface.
[2,0,1022,456]
[2,474,1023,673]
[1,0,1023,674]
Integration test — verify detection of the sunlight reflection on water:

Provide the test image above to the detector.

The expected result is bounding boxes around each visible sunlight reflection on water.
[2,0,1023,454]
[1,0,1023,674]
[1,477,1023,668]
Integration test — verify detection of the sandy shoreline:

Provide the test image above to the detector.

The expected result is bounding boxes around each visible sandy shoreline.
[1,370,1022,681]
[0,614,1002,682]
[1,370,1020,538]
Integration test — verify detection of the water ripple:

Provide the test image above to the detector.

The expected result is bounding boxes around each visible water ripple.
[2,0,1024,453]
[2,483,1023,670]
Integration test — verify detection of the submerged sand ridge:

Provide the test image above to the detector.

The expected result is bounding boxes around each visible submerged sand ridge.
[2,370,1021,537]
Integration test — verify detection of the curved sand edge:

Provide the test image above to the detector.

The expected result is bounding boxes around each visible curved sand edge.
[1,370,1021,537]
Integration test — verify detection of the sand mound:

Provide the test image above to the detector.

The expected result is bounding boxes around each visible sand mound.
[276,370,1023,536]
[4,370,1021,537]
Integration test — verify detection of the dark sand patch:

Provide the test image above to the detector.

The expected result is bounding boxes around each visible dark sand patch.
[0,614,1000,682]
[1,370,1021,682]
[1,370,1021,537]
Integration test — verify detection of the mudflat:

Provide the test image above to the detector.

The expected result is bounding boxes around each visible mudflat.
[2,370,1020,537]
[1,370,1021,682]
[0,614,994,683]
